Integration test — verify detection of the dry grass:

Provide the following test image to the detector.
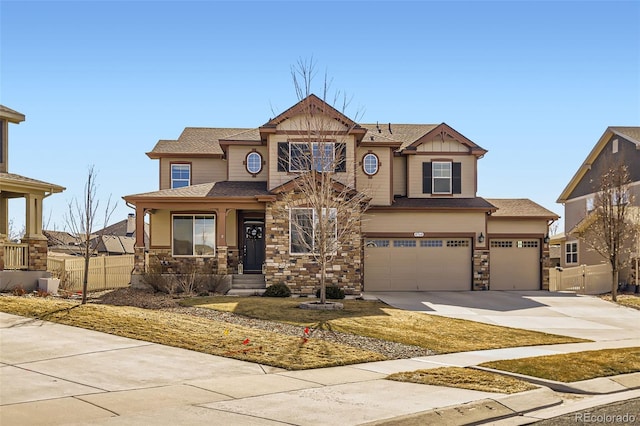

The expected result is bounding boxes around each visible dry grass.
[601,293,640,310]
[0,296,385,370]
[387,367,538,394]
[481,347,640,382]
[182,296,587,353]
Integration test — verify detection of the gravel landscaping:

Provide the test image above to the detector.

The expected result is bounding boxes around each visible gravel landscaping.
[89,288,435,360]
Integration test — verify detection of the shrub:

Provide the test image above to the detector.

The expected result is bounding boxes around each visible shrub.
[11,286,26,296]
[316,285,345,300]
[263,282,291,298]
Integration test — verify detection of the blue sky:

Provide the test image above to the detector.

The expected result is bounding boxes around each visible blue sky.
[1,0,639,233]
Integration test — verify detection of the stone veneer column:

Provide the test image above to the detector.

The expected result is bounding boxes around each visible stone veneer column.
[473,249,490,290]
[217,246,228,275]
[22,236,48,271]
[0,234,5,270]
[541,244,551,290]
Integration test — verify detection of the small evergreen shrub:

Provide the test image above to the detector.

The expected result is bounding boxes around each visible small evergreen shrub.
[316,285,345,299]
[263,282,291,298]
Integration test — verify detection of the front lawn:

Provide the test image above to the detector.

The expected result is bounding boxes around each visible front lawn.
[181,296,586,354]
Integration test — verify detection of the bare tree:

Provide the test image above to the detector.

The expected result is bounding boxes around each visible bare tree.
[64,166,116,304]
[273,59,370,304]
[575,164,635,301]
[7,218,25,242]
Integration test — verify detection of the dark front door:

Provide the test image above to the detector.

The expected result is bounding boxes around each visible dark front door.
[243,222,265,272]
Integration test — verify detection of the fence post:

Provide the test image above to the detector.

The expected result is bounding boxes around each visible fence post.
[581,264,586,293]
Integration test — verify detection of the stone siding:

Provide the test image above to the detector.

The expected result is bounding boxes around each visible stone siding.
[22,237,48,271]
[264,199,363,295]
[473,249,490,290]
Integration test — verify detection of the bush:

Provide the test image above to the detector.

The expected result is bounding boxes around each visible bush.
[316,285,345,300]
[263,282,291,298]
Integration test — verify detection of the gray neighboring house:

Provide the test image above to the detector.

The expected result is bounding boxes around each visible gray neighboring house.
[555,126,640,284]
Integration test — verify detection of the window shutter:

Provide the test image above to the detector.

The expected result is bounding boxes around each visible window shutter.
[422,162,432,194]
[277,142,289,172]
[335,143,346,172]
[452,162,462,194]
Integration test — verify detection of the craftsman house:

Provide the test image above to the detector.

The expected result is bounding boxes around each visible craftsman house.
[556,127,640,284]
[124,95,557,294]
[0,105,65,289]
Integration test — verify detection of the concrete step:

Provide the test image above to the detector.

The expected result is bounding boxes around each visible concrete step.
[232,282,267,289]
[227,288,266,296]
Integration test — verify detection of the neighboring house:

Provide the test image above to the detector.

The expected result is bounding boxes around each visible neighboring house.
[0,105,65,289]
[43,230,83,255]
[124,95,558,294]
[96,213,149,248]
[556,127,640,283]
[90,235,135,255]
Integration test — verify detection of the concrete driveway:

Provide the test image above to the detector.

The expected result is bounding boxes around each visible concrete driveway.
[370,291,640,341]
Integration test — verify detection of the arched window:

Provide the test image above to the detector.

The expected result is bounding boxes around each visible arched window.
[362,153,379,176]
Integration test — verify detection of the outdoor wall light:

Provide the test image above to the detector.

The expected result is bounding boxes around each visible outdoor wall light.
[478,232,485,243]
[544,234,550,244]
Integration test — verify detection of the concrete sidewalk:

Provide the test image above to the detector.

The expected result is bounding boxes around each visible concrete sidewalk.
[1,311,639,425]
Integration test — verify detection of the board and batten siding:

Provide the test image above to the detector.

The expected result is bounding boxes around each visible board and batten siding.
[356,146,392,206]
[393,156,407,197]
[159,157,227,190]
[487,219,547,234]
[407,154,476,198]
[227,146,268,181]
[416,135,470,153]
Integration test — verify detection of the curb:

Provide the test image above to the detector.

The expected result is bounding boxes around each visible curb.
[471,367,640,395]
[360,388,562,426]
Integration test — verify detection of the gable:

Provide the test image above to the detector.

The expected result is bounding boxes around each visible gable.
[558,127,640,202]
[402,123,487,156]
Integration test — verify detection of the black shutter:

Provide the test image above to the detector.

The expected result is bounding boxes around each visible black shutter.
[452,162,462,194]
[277,142,289,172]
[335,143,346,172]
[422,162,432,194]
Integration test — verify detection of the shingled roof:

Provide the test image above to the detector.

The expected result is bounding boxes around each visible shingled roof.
[370,196,497,211]
[123,181,269,200]
[486,198,559,219]
[147,127,253,158]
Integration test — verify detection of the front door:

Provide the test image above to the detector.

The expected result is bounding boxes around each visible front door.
[243,221,265,272]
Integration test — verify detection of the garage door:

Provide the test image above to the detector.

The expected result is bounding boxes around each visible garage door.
[364,238,472,291]
[490,239,540,290]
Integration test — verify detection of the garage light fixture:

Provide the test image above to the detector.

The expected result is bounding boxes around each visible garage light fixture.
[544,234,550,244]
[478,232,485,243]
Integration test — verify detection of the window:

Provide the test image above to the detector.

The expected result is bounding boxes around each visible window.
[393,240,416,247]
[447,240,469,247]
[491,240,513,248]
[612,138,619,154]
[566,242,578,264]
[290,208,337,254]
[433,162,452,194]
[421,240,443,247]
[172,215,215,256]
[517,240,538,248]
[586,197,595,212]
[366,239,389,247]
[246,152,262,174]
[363,153,379,176]
[289,142,335,172]
[171,164,190,188]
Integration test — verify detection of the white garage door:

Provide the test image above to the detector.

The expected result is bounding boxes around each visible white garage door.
[364,238,472,291]
[490,239,541,290]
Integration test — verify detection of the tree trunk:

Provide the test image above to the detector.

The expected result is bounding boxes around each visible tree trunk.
[611,267,618,302]
[82,247,89,304]
[320,259,326,304]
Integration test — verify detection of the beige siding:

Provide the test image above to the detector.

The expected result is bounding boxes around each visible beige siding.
[150,210,171,247]
[226,209,237,247]
[227,146,268,181]
[267,133,356,191]
[393,156,406,196]
[407,155,476,198]
[159,157,227,189]
[356,147,392,206]
[416,136,468,153]
[363,211,485,234]
[488,219,547,234]
[564,198,589,232]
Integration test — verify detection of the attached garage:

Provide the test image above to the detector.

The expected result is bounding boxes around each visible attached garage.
[490,239,541,290]
[364,238,472,291]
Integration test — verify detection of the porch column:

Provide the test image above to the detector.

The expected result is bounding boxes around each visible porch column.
[0,196,8,236]
[216,208,228,274]
[24,193,44,238]
[133,205,146,275]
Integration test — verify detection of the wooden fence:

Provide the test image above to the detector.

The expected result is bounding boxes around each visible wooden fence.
[548,263,612,295]
[47,255,134,292]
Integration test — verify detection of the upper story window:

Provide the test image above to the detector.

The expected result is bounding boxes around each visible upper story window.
[423,161,462,195]
[565,242,578,264]
[246,152,262,174]
[171,164,190,188]
[586,197,595,212]
[172,214,215,257]
[278,142,346,173]
[362,153,379,176]
[612,138,619,154]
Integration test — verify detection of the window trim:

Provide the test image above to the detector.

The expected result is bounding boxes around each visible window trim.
[170,163,191,189]
[432,161,452,194]
[245,151,263,175]
[289,207,338,255]
[565,241,578,264]
[362,152,379,176]
[171,214,216,257]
